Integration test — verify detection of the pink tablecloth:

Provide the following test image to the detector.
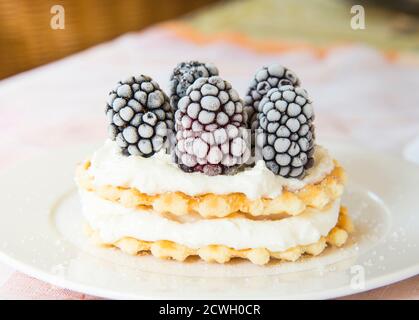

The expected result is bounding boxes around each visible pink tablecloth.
[0,22,418,299]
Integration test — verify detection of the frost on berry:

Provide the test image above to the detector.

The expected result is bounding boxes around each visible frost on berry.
[174,76,250,176]
[244,64,301,130]
[169,61,219,111]
[105,75,174,157]
[256,85,315,179]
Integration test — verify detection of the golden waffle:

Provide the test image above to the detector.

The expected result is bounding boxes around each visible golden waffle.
[85,206,352,265]
[76,159,346,218]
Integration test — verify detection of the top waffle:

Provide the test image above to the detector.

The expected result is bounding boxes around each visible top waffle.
[75,159,345,218]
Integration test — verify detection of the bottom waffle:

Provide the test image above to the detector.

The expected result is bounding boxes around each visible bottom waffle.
[85,207,353,265]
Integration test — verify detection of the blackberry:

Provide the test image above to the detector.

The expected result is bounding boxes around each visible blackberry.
[244,64,300,129]
[257,85,315,178]
[174,76,250,175]
[106,75,174,157]
[169,61,219,110]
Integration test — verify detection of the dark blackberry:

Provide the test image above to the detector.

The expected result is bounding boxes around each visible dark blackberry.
[244,64,300,130]
[106,75,174,157]
[169,61,219,110]
[174,76,250,175]
[257,85,315,178]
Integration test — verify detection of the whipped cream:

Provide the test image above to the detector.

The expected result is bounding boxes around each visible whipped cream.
[87,140,334,199]
[80,190,340,251]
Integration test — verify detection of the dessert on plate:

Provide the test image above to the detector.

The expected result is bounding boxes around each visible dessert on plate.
[76,62,353,265]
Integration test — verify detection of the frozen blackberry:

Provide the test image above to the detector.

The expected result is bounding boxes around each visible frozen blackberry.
[174,76,250,175]
[244,64,300,129]
[169,61,219,110]
[106,75,174,157]
[257,85,315,178]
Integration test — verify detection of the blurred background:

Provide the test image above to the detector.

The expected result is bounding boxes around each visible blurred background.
[1,0,419,80]
[0,0,218,79]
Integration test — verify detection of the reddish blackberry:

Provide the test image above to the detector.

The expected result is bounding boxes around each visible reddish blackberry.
[174,76,250,175]
[257,85,315,178]
[169,61,219,110]
[244,64,300,129]
[106,75,174,157]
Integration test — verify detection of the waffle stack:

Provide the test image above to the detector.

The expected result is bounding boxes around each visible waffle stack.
[76,62,353,265]
[75,142,352,265]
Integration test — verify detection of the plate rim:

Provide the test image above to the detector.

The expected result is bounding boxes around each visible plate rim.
[0,249,418,299]
[0,140,418,300]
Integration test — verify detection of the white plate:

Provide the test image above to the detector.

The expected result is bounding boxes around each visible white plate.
[0,141,418,300]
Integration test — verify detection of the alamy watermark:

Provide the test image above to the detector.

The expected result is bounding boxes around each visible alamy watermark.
[350,265,366,290]
[351,5,366,30]
[50,5,65,30]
